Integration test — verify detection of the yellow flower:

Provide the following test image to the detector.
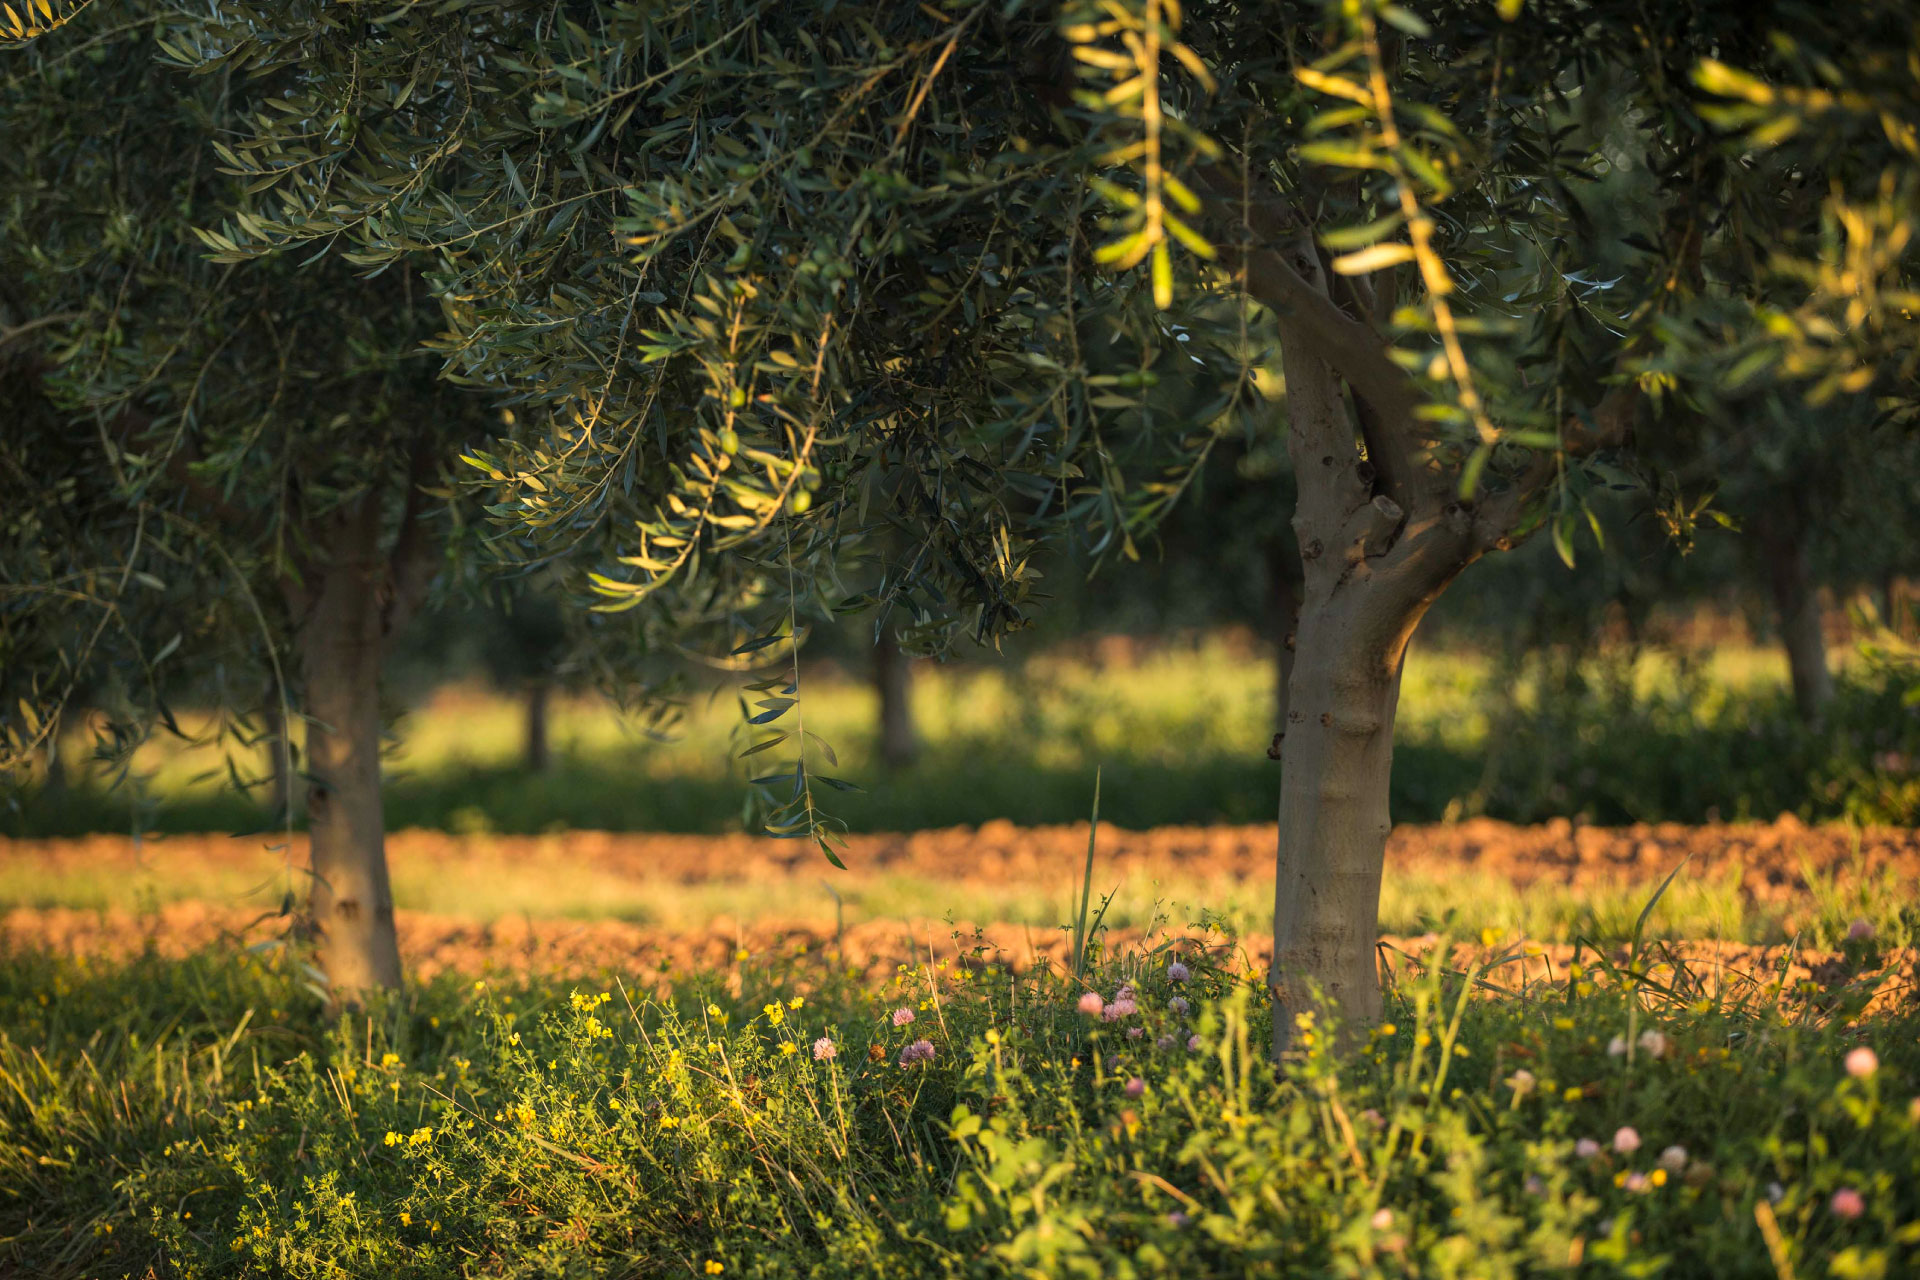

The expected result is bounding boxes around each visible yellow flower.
[1651,1168,1668,1187]
[788,996,804,1010]
[780,1042,797,1056]
[399,1212,411,1226]
[705,1262,726,1275]
[763,1003,786,1026]
[660,1115,681,1129]
[1378,1023,1398,1038]
[380,1052,401,1068]
[383,1131,402,1146]
[1563,1087,1582,1102]
[1553,1017,1575,1031]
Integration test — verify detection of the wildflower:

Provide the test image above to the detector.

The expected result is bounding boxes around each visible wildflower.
[1155,1034,1176,1051]
[1525,1174,1547,1197]
[891,1007,916,1027]
[1613,1126,1641,1154]
[1830,1188,1865,1220]
[812,1037,836,1061]
[1575,1138,1601,1159]
[1845,1047,1879,1078]
[1102,996,1138,1022]
[1359,1108,1385,1130]
[789,996,804,1009]
[763,1003,785,1027]
[1507,1069,1537,1097]
[1127,1026,1143,1039]
[1658,1145,1688,1173]
[706,1262,726,1275]
[1623,1172,1650,1193]
[1169,996,1191,1016]
[1607,1035,1628,1058]
[1124,1077,1145,1099]
[779,1042,796,1056]
[899,1039,935,1067]
[1847,918,1875,942]
[1638,1030,1670,1059]
[1167,961,1191,983]
[1187,1034,1203,1052]
[1167,1211,1190,1228]
[1076,991,1105,1017]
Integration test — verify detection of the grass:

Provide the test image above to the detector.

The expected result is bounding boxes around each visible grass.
[7,633,1917,838]
[1,918,1914,1279]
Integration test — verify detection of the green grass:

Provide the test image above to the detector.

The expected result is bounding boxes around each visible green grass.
[2,922,1915,1278]
[8,634,1916,838]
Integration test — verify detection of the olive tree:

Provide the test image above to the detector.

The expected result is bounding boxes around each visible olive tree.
[165,0,1915,1046]
[1,1,501,995]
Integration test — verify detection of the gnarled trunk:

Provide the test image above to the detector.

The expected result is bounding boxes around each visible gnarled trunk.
[874,631,918,769]
[295,494,403,997]
[1267,289,1477,1056]
[1759,510,1833,722]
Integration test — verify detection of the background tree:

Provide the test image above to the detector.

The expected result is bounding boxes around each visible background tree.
[1,3,496,996]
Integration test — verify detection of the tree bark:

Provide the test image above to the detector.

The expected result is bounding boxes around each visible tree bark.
[1759,509,1834,722]
[524,680,552,773]
[293,493,404,997]
[1266,276,1479,1055]
[874,631,919,769]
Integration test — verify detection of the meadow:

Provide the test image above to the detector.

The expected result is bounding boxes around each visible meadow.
[3,634,1919,1278]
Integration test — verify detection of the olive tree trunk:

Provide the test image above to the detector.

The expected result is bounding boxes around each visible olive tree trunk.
[296,495,402,994]
[874,631,918,769]
[1194,164,1642,1057]
[1267,302,1472,1046]
[286,477,436,1000]
[1759,510,1833,722]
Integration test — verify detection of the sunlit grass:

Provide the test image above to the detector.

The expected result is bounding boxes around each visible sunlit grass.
[15,634,1822,838]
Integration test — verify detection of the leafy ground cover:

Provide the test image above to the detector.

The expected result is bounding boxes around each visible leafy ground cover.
[9,637,1918,838]
[1,918,1914,1279]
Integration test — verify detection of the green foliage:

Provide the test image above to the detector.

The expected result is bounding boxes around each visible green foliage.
[3,928,1917,1278]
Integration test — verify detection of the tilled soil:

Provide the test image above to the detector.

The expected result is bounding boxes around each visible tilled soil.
[3,818,1914,1006]
[3,813,1915,901]
[5,902,1912,1014]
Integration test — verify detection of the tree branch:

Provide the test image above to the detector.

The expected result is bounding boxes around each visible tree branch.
[1471,382,1643,551]
[1190,162,1427,509]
